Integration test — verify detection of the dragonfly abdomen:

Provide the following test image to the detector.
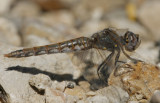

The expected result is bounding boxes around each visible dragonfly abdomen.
[4,37,92,58]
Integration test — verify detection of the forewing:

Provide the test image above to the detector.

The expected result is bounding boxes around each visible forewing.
[71,48,110,66]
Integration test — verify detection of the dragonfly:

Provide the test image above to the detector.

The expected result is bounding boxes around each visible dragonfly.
[4,28,141,82]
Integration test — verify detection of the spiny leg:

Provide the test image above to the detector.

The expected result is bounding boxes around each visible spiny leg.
[115,48,126,65]
[115,48,121,66]
[97,50,115,83]
[114,48,126,76]
[120,46,142,63]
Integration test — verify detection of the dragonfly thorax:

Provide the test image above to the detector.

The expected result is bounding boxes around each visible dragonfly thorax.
[91,29,117,51]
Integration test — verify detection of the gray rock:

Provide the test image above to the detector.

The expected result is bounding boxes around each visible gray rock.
[29,74,52,91]
[86,95,109,103]
[28,94,45,103]
[0,0,15,14]
[108,17,148,40]
[150,90,160,103]
[66,95,79,103]
[38,10,75,27]
[10,1,41,18]
[109,62,160,102]
[22,20,79,44]
[138,0,160,40]
[77,100,85,103]
[32,0,79,10]
[128,101,139,103]
[0,17,21,46]
[23,34,50,47]
[64,86,86,100]
[51,81,66,92]
[75,0,125,13]
[0,84,11,103]
[157,63,160,68]
[134,42,159,64]
[0,43,80,102]
[79,20,109,37]
[45,87,66,103]
[96,85,129,103]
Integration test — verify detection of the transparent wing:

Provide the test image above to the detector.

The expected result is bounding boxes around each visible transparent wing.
[71,48,110,66]
[109,27,128,36]
[69,48,111,89]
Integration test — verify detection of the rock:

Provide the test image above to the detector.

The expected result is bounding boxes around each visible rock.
[38,10,75,27]
[64,86,86,100]
[65,81,76,89]
[78,0,125,12]
[86,95,109,103]
[66,95,79,103]
[150,90,160,103]
[86,91,96,97]
[0,0,15,15]
[78,81,90,92]
[10,0,40,18]
[128,101,139,103]
[134,42,159,64]
[33,0,79,10]
[23,34,50,47]
[96,86,129,103]
[51,81,66,92]
[22,20,61,42]
[29,74,52,91]
[79,20,109,37]
[0,84,10,103]
[108,16,148,40]
[78,8,108,36]
[28,93,45,103]
[0,42,80,102]
[0,17,21,46]
[22,20,79,44]
[109,62,160,102]
[0,56,33,102]
[45,87,66,103]
[77,100,85,103]
[157,63,160,68]
[138,0,160,40]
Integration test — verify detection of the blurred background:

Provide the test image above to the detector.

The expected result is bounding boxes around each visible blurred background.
[0,0,160,102]
[0,0,159,64]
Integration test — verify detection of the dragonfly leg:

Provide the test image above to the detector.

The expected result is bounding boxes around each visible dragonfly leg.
[121,47,142,63]
[115,48,120,66]
[97,50,115,83]
[115,48,126,65]
[116,61,126,64]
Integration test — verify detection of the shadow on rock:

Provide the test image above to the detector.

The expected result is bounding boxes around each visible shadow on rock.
[6,66,76,82]
[6,66,108,90]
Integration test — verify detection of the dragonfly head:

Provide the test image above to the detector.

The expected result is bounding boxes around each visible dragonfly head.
[123,31,141,52]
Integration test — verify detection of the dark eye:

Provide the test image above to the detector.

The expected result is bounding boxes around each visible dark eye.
[124,31,141,52]
[126,37,129,43]
[124,31,130,43]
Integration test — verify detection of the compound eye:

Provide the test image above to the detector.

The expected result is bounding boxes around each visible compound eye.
[125,36,129,43]
[124,31,141,52]
[124,31,130,43]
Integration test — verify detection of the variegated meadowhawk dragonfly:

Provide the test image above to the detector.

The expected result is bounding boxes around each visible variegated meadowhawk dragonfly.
[4,28,141,82]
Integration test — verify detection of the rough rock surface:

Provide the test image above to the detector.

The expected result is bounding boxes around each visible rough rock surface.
[0,43,80,103]
[138,0,160,40]
[0,0,15,14]
[0,17,21,46]
[10,0,41,18]
[109,62,160,102]
[0,0,159,103]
